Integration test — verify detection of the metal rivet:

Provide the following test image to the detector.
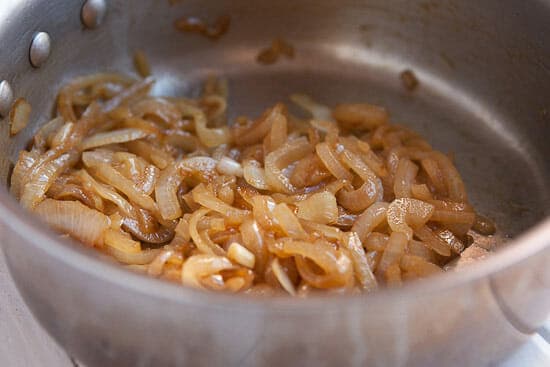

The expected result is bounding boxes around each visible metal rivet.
[29,32,51,68]
[0,80,14,117]
[81,0,107,29]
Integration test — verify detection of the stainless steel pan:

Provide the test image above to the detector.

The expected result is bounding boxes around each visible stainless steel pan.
[0,0,548,366]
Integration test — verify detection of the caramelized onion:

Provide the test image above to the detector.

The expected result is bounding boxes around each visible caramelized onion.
[414,226,452,257]
[332,103,388,131]
[179,103,230,147]
[232,104,284,146]
[271,239,353,288]
[337,181,381,213]
[264,137,312,194]
[122,217,175,246]
[14,71,496,295]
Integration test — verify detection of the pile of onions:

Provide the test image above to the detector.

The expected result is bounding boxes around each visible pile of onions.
[11,70,495,296]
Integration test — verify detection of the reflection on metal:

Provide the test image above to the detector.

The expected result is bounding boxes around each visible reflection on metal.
[29,32,51,68]
[0,80,14,117]
[81,0,107,29]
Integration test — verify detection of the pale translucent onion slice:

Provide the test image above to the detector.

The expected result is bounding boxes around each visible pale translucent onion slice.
[79,128,149,151]
[188,208,225,255]
[103,77,155,114]
[78,169,134,217]
[34,199,109,246]
[393,158,418,198]
[147,250,174,277]
[342,232,377,291]
[296,191,338,224]
[81,149,115,166]
[9,98,32,136]
[155,163,184,220]
[377,232,408,274]
[300,220,343,241]
[10,149,40,199]
[337,180,381,213]
[89,162,158,214]
[57,73,134,122]
[364,232,389,251]
[179,103,230,147]
[384,263,402,287]
[271,258,296,296]
[127,140,174,169]
[178,156,218,180]
[216,156,243,177]
[239,219,268,277]
[387,198,434,240]
[192,184,250,224]
[265,109,288,153]
[34,116,64,150]
[315,142,353,181]
[104,228,141,254]
[181,254,235,289]
[250,195,277,229]
[107,247,161,265]
[227,242,256,268]
[272,203,308,239]
[243,159,270,190]
[351,202,389,242]
[400,255,443,277]
[406,240,439,263]
[21,151,78,209]
[265,137,312,194]
[50,122,75,148]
